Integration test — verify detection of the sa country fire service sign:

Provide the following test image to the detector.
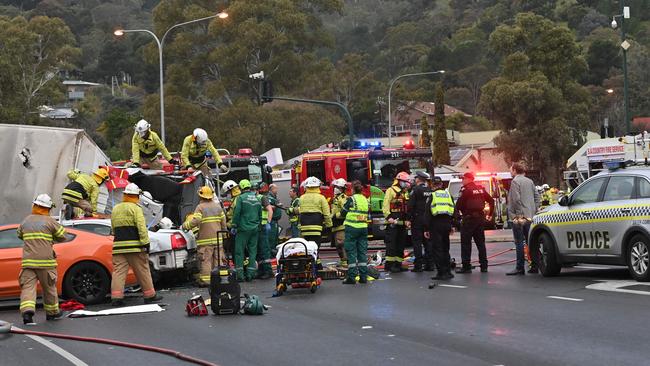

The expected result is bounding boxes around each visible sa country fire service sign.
[586,144,625,162]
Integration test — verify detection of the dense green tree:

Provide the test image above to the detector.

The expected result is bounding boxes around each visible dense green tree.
[433,83,450,166]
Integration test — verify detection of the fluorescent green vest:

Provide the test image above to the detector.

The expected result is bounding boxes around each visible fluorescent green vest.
[257,193,268,225]
[430,189,454,216]
[344,194,369,229]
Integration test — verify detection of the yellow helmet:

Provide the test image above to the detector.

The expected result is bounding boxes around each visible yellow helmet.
[93,168,109,184]
[198,186,214,199]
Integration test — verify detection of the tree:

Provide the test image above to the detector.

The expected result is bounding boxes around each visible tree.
[433,83,450,165]
[583,39,621,86]
[419,115,431,148]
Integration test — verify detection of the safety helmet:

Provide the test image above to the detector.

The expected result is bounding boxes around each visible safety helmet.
[304,176,321,188]
[332,178,347,188]
[159,217,173,230]
[396,171,410,182]
[550,187,558,194]
[542,184,550,190]
[258,182,269,193]
[198,186,214,199]
[193,128,208,144]
[33,194,55,208]
[222,180,238,193]
[134,119,150,137]
[239,179,252,190]
[124,183,141,195]
[93,168,110,183]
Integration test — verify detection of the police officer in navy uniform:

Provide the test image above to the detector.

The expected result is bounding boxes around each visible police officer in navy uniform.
[454,172,494,273]
[406,171,433,272]
[425,176,455,280]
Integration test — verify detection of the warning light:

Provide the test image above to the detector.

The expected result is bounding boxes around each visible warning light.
[238,148,253,155]
[403,140,415,149]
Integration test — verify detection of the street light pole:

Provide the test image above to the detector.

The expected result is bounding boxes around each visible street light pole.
[612,4,631,135]
[387,70,444,147]
[114,12,228,144]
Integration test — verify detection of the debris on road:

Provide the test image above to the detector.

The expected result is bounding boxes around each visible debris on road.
[68,304,165,318]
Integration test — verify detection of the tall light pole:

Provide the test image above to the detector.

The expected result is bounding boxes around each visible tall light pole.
[114,11,228,144]
[387,70,445,147]
[611,3,631,135]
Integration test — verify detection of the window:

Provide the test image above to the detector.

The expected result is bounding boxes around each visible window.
[638,178,650,198]
[346,158,369,185]
[74,224,112,236]
[0,229,22,249]
[603,176,636,201]
[570,178,605,205]
[306,160,326,184]
[247,164,263,187]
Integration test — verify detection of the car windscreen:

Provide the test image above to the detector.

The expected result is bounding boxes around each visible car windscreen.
[371,159,427,189]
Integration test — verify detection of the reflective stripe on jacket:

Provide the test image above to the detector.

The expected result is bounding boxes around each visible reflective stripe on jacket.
[330,193,348,232]
[344,194,369,229]
[183,200,226,246]
[111,202,150,254]
[299,187,332,236]
[17,215,66,268]
[132,131,172,164]
[62,174,99,211]
[180,135,222,167]
[430,189,454,216]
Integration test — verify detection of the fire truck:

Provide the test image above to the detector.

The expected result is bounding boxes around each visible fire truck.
[446,172,512,229]
[291,140,433,240]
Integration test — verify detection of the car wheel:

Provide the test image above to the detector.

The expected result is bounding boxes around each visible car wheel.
[63,261,110,305]
[535,232,561,277]
[627,234,650,282]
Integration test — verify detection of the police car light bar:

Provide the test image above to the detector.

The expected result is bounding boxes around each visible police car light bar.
[354,141,382,149]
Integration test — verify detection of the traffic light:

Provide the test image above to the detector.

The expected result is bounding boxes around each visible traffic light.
[261,80,273,104]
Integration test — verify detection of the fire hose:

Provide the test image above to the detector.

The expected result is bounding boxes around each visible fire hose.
[0,321,218,366]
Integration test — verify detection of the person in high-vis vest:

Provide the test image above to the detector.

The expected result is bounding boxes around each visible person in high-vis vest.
[382,171,410,273]
[287,186,300,238]
[17,194,66,325]
[256,183,274,279]
[232,179,262,282]
[341,181,369,285]
[61,167,109,217]
[299,176,332,269]
[329,178,348,267]
[268,184,283,255]
[222,180,240,259]
[110,183,162,306]
[180,128,227,177]
[131,119,177,169]
[424,176,455,280]
[183,186,227,286]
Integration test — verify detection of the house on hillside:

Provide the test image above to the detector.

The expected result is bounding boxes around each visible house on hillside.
[390,101,471,137]
[63,80,101,102]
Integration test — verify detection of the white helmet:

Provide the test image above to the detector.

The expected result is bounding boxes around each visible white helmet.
[542,184,550,190]
[33,194,54,208]
[124,183,141,195]
[159,217,173,230]
[304,176,321,188]
[332,178,346,188]
[135,119,150,137]
[193,128,208,144]
[222,180,238,192]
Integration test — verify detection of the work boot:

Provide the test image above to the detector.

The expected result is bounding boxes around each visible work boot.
[358,277,368,284]
[480,266,488,273]
[22,312,36,325]
[342,278,356,285]
[506,269,525,276]
[456,266,472,274]
[46,311,65,321]
[144,294,163,304]
[111,299,126,307]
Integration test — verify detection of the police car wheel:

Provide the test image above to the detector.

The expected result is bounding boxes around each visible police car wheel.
[627,235,650,282]
[536,232,561,277]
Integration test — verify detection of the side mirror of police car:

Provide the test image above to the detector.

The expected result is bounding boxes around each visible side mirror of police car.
[559,195,569,207]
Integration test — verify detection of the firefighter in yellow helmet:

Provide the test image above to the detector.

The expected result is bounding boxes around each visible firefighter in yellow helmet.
[131,119,177,169]
[17,194,67,325]
[183,186,227,287]
[382,171,410,273]
[181,128,227,177]
[299,176,332,269]
[110,183,162,306]
[61,167,109,217]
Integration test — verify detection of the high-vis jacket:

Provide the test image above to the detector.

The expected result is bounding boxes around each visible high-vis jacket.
[287,197,300,224]
[183,200,226,246]
[111,202,150,254]
[343,194,369,229]
[430,189,455,216]
[17,215,66,268]
[330,193,348,232]
[226,192,241,229]
[232,191,262,232]
[382,184,409,225]
[180,135,223,168]
[62,173,100,211]
[132,131,172,164]
[299,187,332,237]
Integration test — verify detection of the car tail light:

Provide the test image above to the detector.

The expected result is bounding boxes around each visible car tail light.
[171,233,187,250]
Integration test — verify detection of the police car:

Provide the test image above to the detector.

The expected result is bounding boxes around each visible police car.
[530,166,650,281]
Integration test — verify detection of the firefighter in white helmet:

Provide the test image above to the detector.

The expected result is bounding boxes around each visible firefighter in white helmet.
[131,119,176,170]
[181,128,227,177]
[17,194,67,325]
[299,176,332,269]
[329,178,349,267]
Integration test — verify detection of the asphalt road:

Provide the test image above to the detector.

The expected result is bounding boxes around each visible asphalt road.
[1,238,650,366]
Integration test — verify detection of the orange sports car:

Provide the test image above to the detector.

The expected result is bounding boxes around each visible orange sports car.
[0,224,136,304]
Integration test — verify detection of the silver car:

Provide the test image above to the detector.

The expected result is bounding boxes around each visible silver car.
[530,167,650,281]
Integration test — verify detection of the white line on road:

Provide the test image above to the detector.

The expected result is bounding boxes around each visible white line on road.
[13,327,88,366]
[438,284,468,289]
[547,296,584,302]
[586,280,650,295]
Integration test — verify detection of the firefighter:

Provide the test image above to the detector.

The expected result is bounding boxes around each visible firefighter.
[17,194,66,325]
[406,171,433,272]
[256,183,274,279]
[341,181,370,284]
[110,183,162,306]
[232,179,262,282]
[382,171,410,273]
[287,186,301,238]
[299,176,333,269]
[268,183,283,254]
[540,184,551,207]
[424,176,455,280]
[454,172,494,274]
[222,179,240,258]
[131,119,177,169]
[61,167,109,218]
[330,178,349,267]
[180,128,227,177]
[182,186,227,287]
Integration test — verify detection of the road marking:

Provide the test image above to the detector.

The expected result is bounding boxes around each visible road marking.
[574,265,612,270]
[13,327,88,366]
[438,284,467,289]
[547,296,584,302]
[361,326,373,329]
[586,280,650,295]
